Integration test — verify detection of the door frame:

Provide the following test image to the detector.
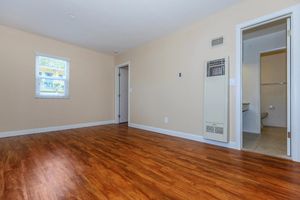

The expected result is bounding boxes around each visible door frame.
[115,62,131,124]
[235,5,300,162]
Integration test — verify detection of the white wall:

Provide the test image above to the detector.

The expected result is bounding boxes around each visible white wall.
[242,30,286,133]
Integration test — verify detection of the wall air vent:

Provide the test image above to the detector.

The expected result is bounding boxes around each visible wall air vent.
[205,125,224,135]
[214,127,224,135]
[206,125,215,133]
[203,57,229,143]
[211,37,224,47]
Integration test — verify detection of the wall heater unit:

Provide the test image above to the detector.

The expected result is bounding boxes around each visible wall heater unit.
[204,57,229,142]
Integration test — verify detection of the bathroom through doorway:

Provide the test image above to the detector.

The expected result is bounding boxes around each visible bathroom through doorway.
[242,18,290,158]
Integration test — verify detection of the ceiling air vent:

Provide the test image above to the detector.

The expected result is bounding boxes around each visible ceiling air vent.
[211,37,224,47]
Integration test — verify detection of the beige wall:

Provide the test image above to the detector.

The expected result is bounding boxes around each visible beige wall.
[0,25,115,132]
[261,51,287,127]
[116,0,300,142]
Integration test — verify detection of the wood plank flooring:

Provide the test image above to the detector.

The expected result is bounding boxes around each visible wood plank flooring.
[1,124,300,200]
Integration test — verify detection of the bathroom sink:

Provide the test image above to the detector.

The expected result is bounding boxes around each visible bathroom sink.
[242,103,250,112]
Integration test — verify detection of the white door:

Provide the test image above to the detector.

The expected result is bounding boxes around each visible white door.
[287,17,291,156]
[119,67,128,123]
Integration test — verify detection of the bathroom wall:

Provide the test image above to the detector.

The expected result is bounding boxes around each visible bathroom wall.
[261,51,287,127]
[243,30,286,133]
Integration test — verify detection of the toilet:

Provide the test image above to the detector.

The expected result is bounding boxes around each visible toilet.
[261,112,269,128]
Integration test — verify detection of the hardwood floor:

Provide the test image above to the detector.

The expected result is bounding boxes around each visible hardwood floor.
[1,124,300,200]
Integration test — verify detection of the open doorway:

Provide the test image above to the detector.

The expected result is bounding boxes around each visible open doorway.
[116,64,129,124]
[241,18,291,158]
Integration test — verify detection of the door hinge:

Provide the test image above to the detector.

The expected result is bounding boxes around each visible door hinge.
[288,132,291,139]
[118,114,120,118]
[287,30,292,37]
[118,94,121,98]
[118,73,121,77]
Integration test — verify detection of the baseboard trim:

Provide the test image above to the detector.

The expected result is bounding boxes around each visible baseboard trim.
[129,123,239,150]
[0,120,115,139]
[243,128,261,134]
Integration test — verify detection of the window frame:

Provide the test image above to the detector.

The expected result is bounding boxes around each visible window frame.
[35,53,70,99]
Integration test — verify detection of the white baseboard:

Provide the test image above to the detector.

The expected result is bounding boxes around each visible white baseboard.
[0,120,115,139]
[0,121,239,150]
[129,123,239,150]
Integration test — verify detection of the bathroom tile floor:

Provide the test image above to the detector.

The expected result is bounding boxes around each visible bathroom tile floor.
[243,127,288,158]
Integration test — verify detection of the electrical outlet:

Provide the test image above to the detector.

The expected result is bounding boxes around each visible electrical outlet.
[164,117,169,124]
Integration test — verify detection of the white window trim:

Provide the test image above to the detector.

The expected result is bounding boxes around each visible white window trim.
[35,53,70,99]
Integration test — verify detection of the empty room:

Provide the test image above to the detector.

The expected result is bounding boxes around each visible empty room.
[1,0,300,199]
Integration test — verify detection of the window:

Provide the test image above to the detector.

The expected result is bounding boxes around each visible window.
[35,54,69,98]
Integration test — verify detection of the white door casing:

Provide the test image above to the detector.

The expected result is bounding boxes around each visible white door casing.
[287,17,291,156]
[236,4,300,162]
[119,67,129,123]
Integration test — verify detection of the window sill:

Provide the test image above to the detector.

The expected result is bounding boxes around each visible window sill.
[35,95,70,99]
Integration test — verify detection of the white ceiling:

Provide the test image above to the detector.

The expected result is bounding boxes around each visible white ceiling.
[0,0,241,53]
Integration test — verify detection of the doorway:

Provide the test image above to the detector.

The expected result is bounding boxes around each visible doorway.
[115,64,129,124]
[241,18,290,158]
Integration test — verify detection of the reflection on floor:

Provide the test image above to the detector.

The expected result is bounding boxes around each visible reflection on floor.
[243,127,287,158]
